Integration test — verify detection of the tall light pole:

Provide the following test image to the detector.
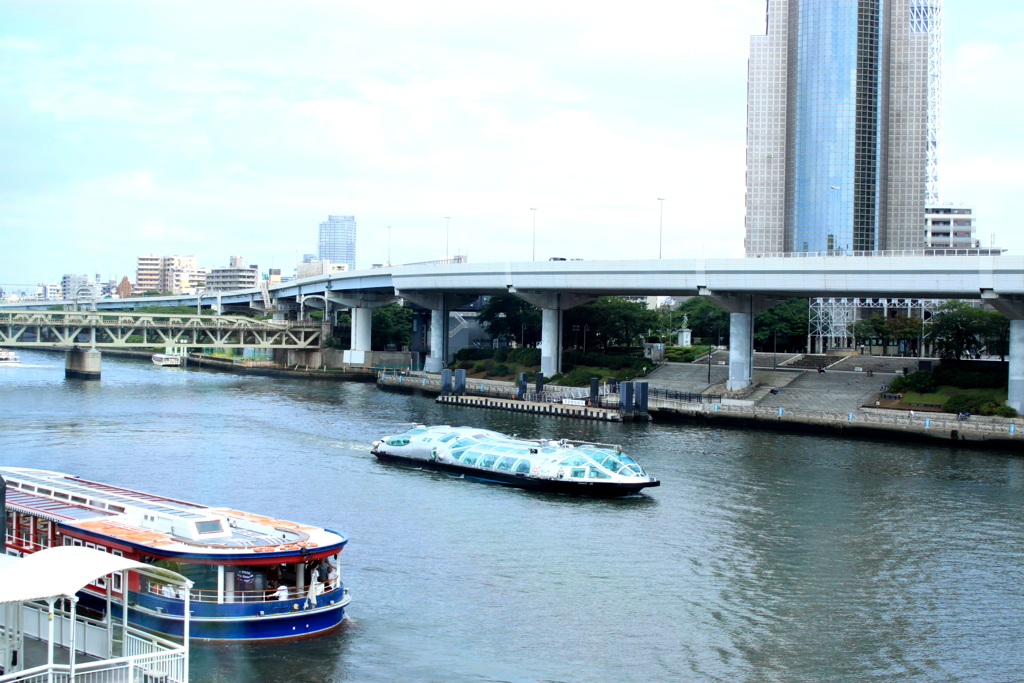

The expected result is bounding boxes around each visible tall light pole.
[387,226,392,265]
[444,216,451,261]
[530,208,538,261]
[658,198,666,259]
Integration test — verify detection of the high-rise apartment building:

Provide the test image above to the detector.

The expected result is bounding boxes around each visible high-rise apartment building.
[61,274,92,300]
[318,215,356,270]
[745,0,943,255]
[135,254,161,293]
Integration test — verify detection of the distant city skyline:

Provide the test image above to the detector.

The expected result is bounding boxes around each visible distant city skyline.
[0,0,1020,284]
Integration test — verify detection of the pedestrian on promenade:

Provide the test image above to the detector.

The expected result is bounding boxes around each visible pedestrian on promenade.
[909,410,915,418]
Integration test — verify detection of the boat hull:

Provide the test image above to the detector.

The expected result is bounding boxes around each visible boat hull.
[80,586,350,641]
[372,450,658,496]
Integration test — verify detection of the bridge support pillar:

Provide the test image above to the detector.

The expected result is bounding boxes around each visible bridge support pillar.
[65,348,101,380]
[726,312,753,391]
[509,292,595,378]
[1009,320,1024,412]
[425,309,446,373]
[699,289,777,392]
[541,308,563,377]
[980,292,1024,412]
[351,307,372,353]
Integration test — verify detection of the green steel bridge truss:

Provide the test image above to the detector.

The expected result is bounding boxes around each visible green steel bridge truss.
[0,310,322,349]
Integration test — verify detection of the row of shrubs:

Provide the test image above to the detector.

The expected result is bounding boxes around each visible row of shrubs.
[890,364,1009,395]
[942,394,1017,418]
[664,345,712,363]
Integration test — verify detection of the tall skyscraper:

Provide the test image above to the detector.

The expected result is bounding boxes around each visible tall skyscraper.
[744,0,943,255]
[318,215,357,270]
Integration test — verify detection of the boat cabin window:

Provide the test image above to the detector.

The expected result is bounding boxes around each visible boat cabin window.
[408,427,428,434]
[560,455,589,467]
[495,457,516,471]
[439,433,458,443]
[461,452,480,465]
[453,438,475,449]
[514,460,531,474]
[588,467,612,479]
[478,454,498,468]
[571,468,586,478]
[512,448,529,455]
[196,520,223,534]
[386,436,411,446]
[491,446,512,453]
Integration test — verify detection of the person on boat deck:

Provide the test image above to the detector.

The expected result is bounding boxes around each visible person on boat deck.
[305,579,323,609]
[236,568,255,596]
[273,584,290,601]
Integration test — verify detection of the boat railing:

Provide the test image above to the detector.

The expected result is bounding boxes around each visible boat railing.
[171,578,342,603]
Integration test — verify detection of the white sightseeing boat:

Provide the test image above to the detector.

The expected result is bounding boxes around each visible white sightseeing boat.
[2,467,351,641]
[372,425,660,497]
[0,349,20,364]
[151,353,182,366]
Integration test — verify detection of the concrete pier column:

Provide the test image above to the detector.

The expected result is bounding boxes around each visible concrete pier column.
[65,348,101,380]
[541,308,560,377]
[1008,319,1024,412]
[351,307,372,352]
[424,309,446,373]
[726,311,754,391]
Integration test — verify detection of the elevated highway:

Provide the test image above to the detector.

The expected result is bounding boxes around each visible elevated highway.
[5,255,1022,408]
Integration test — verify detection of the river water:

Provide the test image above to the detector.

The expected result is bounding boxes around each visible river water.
[2,349,1023,682]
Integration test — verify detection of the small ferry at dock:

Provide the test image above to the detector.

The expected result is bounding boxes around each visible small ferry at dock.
[372,426,659,497]
[0,349,20,364]
[151,353,182,366]
[1,467,350,641]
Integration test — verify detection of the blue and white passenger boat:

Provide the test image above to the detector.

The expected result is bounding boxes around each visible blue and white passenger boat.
[1,467,350,641]
[372,426,659,496]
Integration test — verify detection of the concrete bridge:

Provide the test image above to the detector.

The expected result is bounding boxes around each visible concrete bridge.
[5,255,1023,409]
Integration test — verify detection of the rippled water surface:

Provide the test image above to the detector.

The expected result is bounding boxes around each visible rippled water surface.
[2,350,1024,682]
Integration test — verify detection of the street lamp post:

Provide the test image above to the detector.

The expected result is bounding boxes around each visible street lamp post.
[444,217,451,261]
[573,324,580,370]
[387,226,392,265]
[658,198,666,259]
[530,208,538,261]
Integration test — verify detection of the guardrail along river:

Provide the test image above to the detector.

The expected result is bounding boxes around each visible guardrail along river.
[2,349,1022,682]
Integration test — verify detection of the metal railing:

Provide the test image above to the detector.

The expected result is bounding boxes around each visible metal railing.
[746,248,1005,258]
[180,578,341,603]
[648,388,722,403]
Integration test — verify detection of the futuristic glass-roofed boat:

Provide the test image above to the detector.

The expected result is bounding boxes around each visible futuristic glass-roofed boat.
[1,467,350,641]
[372,425,659,497]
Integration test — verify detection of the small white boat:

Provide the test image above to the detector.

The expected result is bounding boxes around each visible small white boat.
[151,353,182,366]
[0,348,20,364]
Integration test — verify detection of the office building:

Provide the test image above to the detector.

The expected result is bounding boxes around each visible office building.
[924,204,977,249]
[61,274,93,300]
[318,215,357,270]
[745,0,943,254]
[207,256,258,291]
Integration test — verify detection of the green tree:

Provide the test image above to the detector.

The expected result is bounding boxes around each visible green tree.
[753,298,809,348]
[672,297,731,345]
[925,300,1006,360]
[563,297,662,350]
[478,295,542,346]
[371,303,413,349]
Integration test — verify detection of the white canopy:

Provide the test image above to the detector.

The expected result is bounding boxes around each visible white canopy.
[0,545,189,604]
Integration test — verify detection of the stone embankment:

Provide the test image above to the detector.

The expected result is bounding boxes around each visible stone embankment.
[649,398,1024,451]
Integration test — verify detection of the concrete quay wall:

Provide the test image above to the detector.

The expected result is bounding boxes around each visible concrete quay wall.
[650,400,1024,452]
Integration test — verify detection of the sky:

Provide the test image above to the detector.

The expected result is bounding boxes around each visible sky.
[1,0,1022,291]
